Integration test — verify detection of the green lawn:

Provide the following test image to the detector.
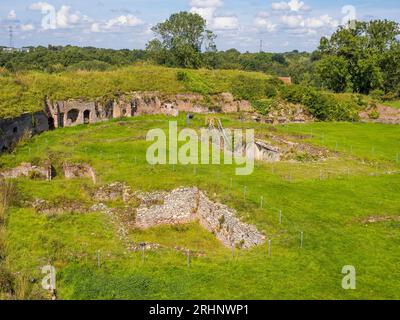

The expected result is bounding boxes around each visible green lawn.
[1,115,400,299]
[386,100,400,109]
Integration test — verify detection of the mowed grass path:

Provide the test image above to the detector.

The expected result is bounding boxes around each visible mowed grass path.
[2,115,400,299]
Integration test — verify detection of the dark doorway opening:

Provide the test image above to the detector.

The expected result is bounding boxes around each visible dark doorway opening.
[58,113,64,128]
[67,109,80,123]
[83,110,90,124]
[48,117,55,130]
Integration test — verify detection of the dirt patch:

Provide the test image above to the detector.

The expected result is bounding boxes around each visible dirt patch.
[360,215,400,224]
[359,104,400,124]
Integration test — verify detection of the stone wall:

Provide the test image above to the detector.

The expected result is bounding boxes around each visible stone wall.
[0,91,255,154]
[0,111,49,152]
[0,162,52,180]
[135,187,266,249]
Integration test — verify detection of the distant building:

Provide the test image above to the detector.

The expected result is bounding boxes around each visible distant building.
[278,77,292,85]
[1,47,31,53]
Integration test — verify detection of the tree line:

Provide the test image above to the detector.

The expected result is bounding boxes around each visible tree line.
[1,12,399,100]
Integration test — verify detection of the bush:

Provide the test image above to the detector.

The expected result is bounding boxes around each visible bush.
[252,99,273,115]
[176,71,189,82]
[370,89,385,101]
[232,75,266,100]
[279,84,359,121]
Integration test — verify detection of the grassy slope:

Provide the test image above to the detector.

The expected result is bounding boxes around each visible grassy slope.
[2,114,400,299]
[385,100,400,109]
[0,64,268,118]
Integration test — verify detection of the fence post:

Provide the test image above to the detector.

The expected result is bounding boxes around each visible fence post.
[187,250,190,269]
[244,186,247,201]
[140,243,145,264]
[97,250,101,268]
[279,210,282,224]
[260,196,264,209]
[300,232,304,248]
[268,239,271,257]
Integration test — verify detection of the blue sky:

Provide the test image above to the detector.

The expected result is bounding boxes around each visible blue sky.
[0,0,399,52]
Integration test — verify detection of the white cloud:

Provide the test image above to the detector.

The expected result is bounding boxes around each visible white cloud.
[105,14,144,29]
[272,0,308,12]
[212,16,239,30]
[29,2,54,12]
[189,0,223,8]
[189,0,239,30]
[21,23,35,32]
[280,13,339,34]
[56,5,82,28]
[254,12,277,32]
[90,23,101,33]
[30,3,83,29]
[190,7,216,22]
[7,10,17,20]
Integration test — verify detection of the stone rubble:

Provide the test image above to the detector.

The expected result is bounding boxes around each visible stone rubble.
[63,163,97,184]
[0,162,52,181]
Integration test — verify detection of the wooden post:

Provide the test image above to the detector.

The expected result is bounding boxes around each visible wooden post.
[268,240,271,257]
[260,196,264,209]
[300,232,304,248]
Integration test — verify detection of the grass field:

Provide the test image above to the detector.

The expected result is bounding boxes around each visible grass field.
[386,100,400,109]
[1,114,400,299]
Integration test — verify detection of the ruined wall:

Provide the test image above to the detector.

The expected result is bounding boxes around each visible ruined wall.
[0,111,49,152]
[0,92,254,154]
[134,187,266,249]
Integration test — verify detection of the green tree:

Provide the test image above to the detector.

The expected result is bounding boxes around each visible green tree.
[317,56,350,92]
[317,19,400,95]
[148,11,217,68]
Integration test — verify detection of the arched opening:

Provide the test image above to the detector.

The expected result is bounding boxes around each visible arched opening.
[48,117,55,130]
[83,110,90,124]
[1,146,8,153]
[13,127,18,133]
[67,109,80,123]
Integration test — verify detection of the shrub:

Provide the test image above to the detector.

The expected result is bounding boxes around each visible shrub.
[368,110,380,119]
[279,84,360,121]
[252,99,273,115]
[176,71,189,82]
[232,75,266,100]
[370,89,385,101]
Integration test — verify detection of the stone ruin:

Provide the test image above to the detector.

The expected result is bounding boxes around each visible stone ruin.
[0,162,52,181]
[118,186,265,249]
[0,91,255,154]
[0,162,96,183]
[63,163,97,184]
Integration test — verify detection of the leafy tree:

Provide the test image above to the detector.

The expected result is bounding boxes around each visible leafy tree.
[317,19,400,95]
[148,11,216,68]
[317,56,350,92]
